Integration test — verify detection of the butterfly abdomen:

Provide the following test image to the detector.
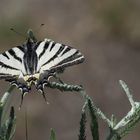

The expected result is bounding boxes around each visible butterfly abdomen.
[23,41,38,74]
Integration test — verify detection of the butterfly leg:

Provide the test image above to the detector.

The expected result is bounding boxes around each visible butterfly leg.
[36,78,48,101]
[19,85,31,108]
[10,80,31,107]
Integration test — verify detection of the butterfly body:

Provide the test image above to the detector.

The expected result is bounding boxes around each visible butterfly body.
[0,29,84,104]
[23,40,38,75]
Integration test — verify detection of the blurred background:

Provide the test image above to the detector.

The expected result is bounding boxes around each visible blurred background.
[0,0,140,140]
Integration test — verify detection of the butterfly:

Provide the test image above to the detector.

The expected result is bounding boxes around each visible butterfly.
[0,29,85,104]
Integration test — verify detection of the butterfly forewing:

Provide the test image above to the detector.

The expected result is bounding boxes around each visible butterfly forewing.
[36,39,84,73]
[0,46,25,78]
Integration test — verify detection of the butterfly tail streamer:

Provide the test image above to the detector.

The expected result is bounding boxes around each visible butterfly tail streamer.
[19,92,27,109]
[42,90,47,101]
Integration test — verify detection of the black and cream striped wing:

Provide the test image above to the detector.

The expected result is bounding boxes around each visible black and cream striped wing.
[0,46,25,79]
[36,39,84,73]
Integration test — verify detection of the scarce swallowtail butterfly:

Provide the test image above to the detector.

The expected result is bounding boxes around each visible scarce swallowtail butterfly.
[0,29,84,104]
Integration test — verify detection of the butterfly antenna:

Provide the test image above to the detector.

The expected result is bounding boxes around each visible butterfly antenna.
[10,28,26,38]
[40,23,45,27]
[36,23,45,32]
[33,23,45,36]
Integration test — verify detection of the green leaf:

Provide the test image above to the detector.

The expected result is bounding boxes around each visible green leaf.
[78,111,87,140]
[50,128,56,140]
[0,86,16,140]
[6,106,16,140]
[0,86,15,126]
[88,98,99,140]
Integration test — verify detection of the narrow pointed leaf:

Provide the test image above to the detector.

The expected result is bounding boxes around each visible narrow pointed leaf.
[6,106,16,140]
[78,110,87,140]
[50,128,56,140]
[88,98,99,140]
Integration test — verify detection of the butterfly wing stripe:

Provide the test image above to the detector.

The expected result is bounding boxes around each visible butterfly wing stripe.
[2,52,10,59]
[12,47,24,57]
[40,48,81,71]
[49,42,56,51]
[0,67,20,75]
[50,55,84,71]
[0,53,20,70]
[54,49,78,64]
[50,50,81,68]
[0,61,19,70]
[16,46,25,53]
[8,49,22,63]
[58,45,68,56]
[37,42,61,71]
[0,73,17,79]
[38,41,50,59]
[55,51,81,66]
[0,73,11,75]
[42,45,64,66]
[61,46,71,56]
[0,46,25,75]
[0,52,22,76]
[36,40,46,57]
[34,41,42,50]
[12,47,27,74]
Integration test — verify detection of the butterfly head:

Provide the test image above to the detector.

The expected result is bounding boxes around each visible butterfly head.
[27,29,37,43]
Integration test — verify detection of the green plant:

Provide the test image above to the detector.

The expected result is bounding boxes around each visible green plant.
[46,80,140,140]
[0,86,16,140]
[50,128,56,140]
[1,80,140,140]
